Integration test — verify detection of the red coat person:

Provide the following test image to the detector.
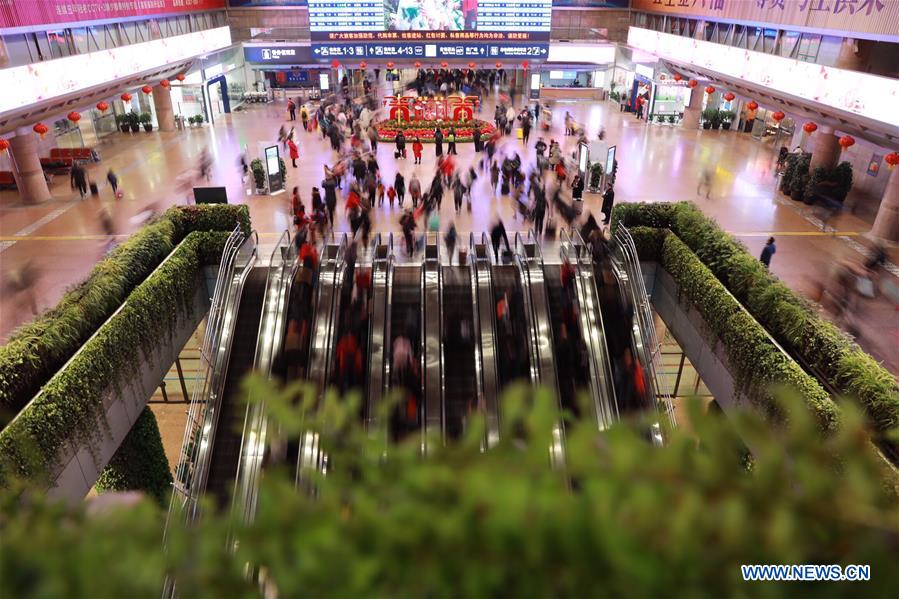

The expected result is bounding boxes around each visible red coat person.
[288,139,299,161]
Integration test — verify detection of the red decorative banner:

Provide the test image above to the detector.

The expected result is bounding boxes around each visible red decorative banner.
[0,1,226,30]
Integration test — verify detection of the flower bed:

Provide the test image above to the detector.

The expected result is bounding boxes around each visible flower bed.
[376,119,495,143]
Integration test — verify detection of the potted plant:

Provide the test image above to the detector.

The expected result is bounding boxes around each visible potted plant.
[668,114,676,125]
[139,112,153,132]
[279,158,286,182]
[127,111,140,133]
[250,158,266,193]
[790,154,811,202]
[721,110,735,131]
[833,161,854,202]
[701,108,715,129]
[656,114,665,124]
[710,110,722,130]
[115,113,130,134]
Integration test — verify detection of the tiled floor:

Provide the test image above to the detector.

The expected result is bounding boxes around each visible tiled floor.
[1,82,896,375]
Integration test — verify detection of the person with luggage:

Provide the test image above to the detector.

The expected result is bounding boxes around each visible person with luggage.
[71,163,88,199]
[395,130,406,159]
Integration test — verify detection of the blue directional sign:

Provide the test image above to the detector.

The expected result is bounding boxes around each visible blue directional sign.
[310,43,548,61]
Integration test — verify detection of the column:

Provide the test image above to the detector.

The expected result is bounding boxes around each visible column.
[808,125,840,171]
[9,128,51,205]
[682,85,702,130]
[152,83,175,132]
[871,165,899,242]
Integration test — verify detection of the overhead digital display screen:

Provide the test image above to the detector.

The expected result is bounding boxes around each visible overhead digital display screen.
[308,1,552,42]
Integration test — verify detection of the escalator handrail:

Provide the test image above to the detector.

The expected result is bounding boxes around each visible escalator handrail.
[471,231,500,446]
[366,233,391,431]
[183,231,259,522]
[563,229,619,428]
[381,234,396,402]
[200,225,245,362]
[320,233,349,390]
[233,230,294,526]
[362,232,381,403]
[418,250,428,447]
[512,232,545,388]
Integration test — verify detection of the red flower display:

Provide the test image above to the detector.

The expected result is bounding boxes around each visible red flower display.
[176,73,186,82]
[121,93,132,102]
[705,86,715,95]
[33,123,49,139]
[839,135,855,149]
[723,92,735,101]
[96,101,110,112]
[747,101,758,111]
[771,111,785,122]
[67,111,81,123]
[688,79,698,88]
[374,118,496,143]
[141,85,152,95]
[803,122,818,134]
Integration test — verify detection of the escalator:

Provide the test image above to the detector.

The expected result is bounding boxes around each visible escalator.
[543,264,590,419]
[441,265,477,439]
[387,265,423,440]
[204,267,267,508]
[490,265,531,387]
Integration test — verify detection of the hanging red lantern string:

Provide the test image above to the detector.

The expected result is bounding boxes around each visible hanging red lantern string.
[838,135,855,150]
[468,62,476,69]
[176,73,186,82]
[67,111,81,123]
[687,79,698,88]
[885,152,899,169]
[803,122,818,134]
[386,61,395,69]
[121,92,132,102]
[723,92,735,102]
[160,79,170,88]
[331,59,340,69]
[521,60,529,70]
[771,111,785,122]
[141,85,152,95]
[673,73,682,82]
[414,61,422,68]
[440,61,449,68]
[0,139,9,154]
[96,101,110,112]
[359,61,367,69]
[705,85,716,95]
[747,101,759,111]
[33,123,49,139]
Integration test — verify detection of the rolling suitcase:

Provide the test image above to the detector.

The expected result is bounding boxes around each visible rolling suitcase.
[89,182,99,197]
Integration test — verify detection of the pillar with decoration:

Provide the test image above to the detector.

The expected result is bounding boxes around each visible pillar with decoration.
[7,127,51,204]
[153,81,175,132]
[871,153,899,242]
[682,80,702,130]
[808,125,841,171]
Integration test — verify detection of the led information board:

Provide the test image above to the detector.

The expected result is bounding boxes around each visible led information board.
[311,41,548,59]
[308,1,552,42]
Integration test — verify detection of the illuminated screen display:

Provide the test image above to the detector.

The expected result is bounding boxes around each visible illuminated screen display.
[309,1,552,42]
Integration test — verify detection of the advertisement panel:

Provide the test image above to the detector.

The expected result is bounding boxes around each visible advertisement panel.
[310,41,548,59]
[228,1,306,5]
[630,0,899,40]
[627,26,899,129]
[309,0,552,42]
[0,0,226,30]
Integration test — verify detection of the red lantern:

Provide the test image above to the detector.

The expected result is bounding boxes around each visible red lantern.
[414,61,422,68]
[673,73,682,82]
[67,111,81,123]
[96,101,110,112]
[468,62,476,69]
[723,92,735,102]
[386,62,395,69]
[176,73,186,82]
[747,101,758,111]
[688,79,698,88]
[771,111,785,122]
[141,85,152,95]
[160,79,170,88]
[33,123,48,139]
[121,93,132,102]
[839,135,855,150]
[803,122,818,134]
[441,61,448,68]
[331,59,340,69]
[0,139,9,154]
[495,62,502,69]
[359,61,367,69]
[885,152,899,169]
[705,85,715,95]
[521,60,529,70]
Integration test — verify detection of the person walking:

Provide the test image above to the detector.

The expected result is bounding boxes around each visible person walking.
[300,104,309,130]
[521,112,532,144]
[409,172,422,208]
[697,167,712,199]
[395,130,406,159]
[447,127,457,155]
[288,138,299,168]
[106,169,119,197]
[71,163,88,199]
[453,177,464,212]
[322,174,338,225]
[473,127,482,152]
[434,127,444,156]
[445,222,458,266]
[288,98,296,121]
[601,182,615,225]
[395,171,406,207]
[411,136,424,165]
[760,237,776,269]
[490,219,511,262]
[368,125,379,152]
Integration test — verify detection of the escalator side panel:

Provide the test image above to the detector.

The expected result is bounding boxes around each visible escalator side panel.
[424,262,442,440]
[474,255,500,439]
[442,266,478,440]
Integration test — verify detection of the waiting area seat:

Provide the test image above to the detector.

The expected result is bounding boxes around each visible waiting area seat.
[0,171,16,189]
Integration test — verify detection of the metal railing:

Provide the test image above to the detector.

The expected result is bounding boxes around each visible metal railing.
[611,225,676,432]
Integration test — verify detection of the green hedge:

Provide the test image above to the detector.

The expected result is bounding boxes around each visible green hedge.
[0,205,249,426]
[661,235,839,431]
[0,231,229,486]
[95,407,172,504]
[613,201,899,434]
